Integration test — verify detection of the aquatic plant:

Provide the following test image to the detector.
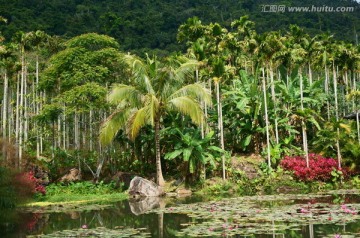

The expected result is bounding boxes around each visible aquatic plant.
[152,193,360,237]
[27,226,151,237]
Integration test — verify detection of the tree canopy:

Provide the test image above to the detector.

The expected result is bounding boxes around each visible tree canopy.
[0,0,359,55]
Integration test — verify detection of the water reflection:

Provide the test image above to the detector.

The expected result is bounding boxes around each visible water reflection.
[129,196,165,238]
[4,193,360,237]
[129,196,163,215]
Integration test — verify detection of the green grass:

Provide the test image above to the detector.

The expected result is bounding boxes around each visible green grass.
[24,181,128,207]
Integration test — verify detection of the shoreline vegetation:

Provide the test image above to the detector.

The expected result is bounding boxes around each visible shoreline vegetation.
[21,171,360,209]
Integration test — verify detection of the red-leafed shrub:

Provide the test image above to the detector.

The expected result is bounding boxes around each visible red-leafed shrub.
[15,171,46,196]
[280,153,348,182]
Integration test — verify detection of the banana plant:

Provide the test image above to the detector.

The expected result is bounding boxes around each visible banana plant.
[164,128,224,184]
[222,70,264,154]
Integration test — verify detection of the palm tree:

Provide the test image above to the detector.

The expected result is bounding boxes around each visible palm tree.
[259,31,286,145]
[100,54,211,186]
[285,26,310,167]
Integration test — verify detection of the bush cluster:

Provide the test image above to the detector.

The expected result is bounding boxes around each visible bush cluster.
[45,181,118,197]
[0,167,16,209]
[280,153,347,182]
[16,172,46,196]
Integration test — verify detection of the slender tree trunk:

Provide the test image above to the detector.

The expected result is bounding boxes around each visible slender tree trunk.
[95,153,105,181]
[74,112,81,173]
[19,61,25,165]
[155,116,165,187]
[35,59,40,158]
[308,63,313,85]
[354,73,360,145]
[333,63,342,168]
[357,112,360,145]
[202,80,210,181]
[40,92,45,154]
[2,71,8,161]
[205,79,210,134]
[8,89,12,145]
[65,109,69,149]
[353,72,360,145]
[89,110,93,151]
[219,99,225,179]
[17,43,28,166]
[24,67,28,147]
[325,65,330,120]
[345,70,349,93]
[57,116,61,148]
[269,63,279,144]
[353,72,356,110]
[299,71,309,167]
[15,74,20,167]
[82,114,86,149]
[215,81,226,180]
[62,107,66,150]
[262,68,271,168]
[51,121,55,160]
[74,112,79,150]
[286,73,289,88]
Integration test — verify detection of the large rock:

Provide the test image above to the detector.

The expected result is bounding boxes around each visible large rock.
[59,168,81,183]
[128,176,164,197]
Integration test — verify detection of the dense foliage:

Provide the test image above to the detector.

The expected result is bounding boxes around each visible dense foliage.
[0,0,359,54]
[0,0,360,199]
[21,172,46,195]
[0,167,17,209]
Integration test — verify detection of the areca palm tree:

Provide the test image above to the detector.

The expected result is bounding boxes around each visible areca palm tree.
[284,26,311,167]
[99,55,211,186]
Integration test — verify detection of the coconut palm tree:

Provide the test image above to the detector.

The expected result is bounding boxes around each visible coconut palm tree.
[99,54,211,186]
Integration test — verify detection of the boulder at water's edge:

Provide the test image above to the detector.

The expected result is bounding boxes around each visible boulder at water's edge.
[128,176,164,197]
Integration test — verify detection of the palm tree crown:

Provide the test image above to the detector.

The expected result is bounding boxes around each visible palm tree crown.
[100,54,211,186]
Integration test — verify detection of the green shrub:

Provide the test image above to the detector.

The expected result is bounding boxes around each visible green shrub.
[0,167,16,209]
[45,181,120,197]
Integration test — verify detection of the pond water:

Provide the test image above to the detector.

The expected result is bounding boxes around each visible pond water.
[3,191,360,237]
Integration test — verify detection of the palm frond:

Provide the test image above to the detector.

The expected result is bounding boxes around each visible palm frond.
[169,83,212,106]
[99,109,130,146]
[144,94,160,126]
[108,84,142,107]
[126,107,150,140]
[173,59,199,81]
[124,54,147,76]
[124,54,155,94]
[168,96,204,125]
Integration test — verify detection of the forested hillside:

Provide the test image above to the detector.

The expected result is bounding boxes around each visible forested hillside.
[0,0,359,54]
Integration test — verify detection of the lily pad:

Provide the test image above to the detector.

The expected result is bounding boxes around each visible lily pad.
[146,193,360,237]
[26,226,151,238]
